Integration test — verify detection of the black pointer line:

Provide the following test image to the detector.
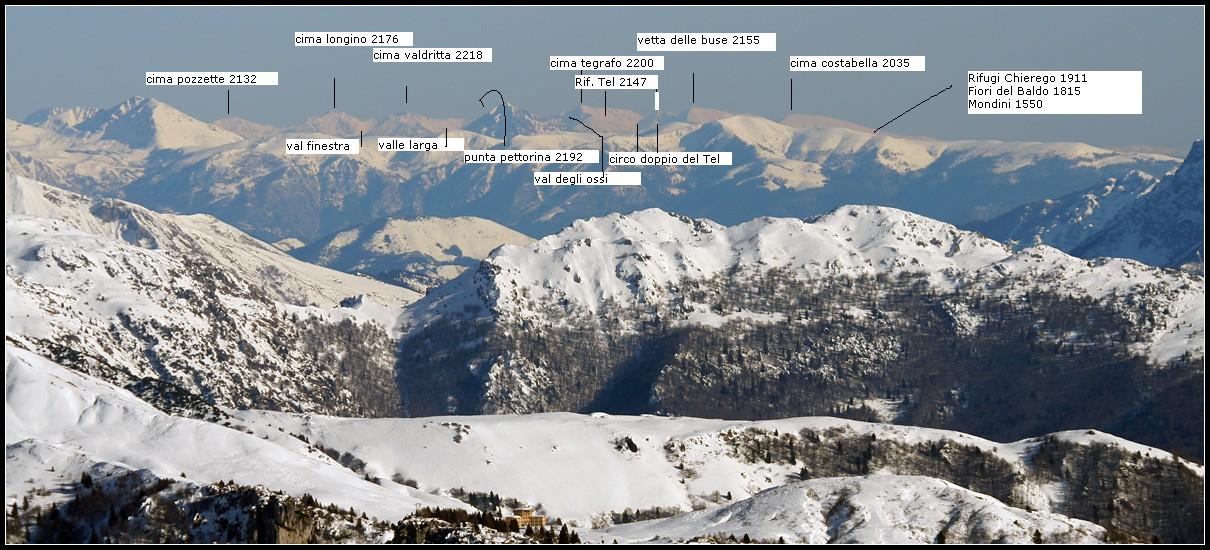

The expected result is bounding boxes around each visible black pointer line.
[478,89,507,147]
[874,84,953,134]
[568,116,605,177]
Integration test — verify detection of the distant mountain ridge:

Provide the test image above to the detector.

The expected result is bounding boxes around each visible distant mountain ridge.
[292,215,533,292]
[6,96,1181,245]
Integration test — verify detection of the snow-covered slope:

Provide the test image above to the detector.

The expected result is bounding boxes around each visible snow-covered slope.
[11,341,1199,541]
[975,140,1204,271]
[3,345,466,522]
[212,116,279,140]
[292,216,532,292]
[233,409,1203,542]
[971,170,1161,251]
[597,476,1105,544]
[406,206,1202,363]
[1073,140,1205,270]
[21,106,101,133]
[397,207,1204,457]
[6,175,419,416]
[5,174,418,308]
[72,96,242,151]
[5,118,146,193]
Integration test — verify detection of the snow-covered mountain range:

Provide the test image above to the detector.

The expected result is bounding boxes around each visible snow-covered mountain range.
[398,206,1204,455]
[5,94,1204,544]
[973,140,1205,271]
[7,169,1202,456]
[6,96,1181,244]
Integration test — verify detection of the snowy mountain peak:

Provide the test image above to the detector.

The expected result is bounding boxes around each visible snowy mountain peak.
[464,104,563,137]
[291,215,533,293]
[71,96,243,150]
[1175,138,1204,179]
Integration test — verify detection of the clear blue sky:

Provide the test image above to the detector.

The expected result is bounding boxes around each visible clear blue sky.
[4,6,1205,150]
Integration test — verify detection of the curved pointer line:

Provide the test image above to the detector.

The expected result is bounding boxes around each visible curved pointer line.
[478,89,507,146]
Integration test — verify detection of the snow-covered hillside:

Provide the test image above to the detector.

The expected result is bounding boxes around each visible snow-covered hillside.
[21,106,102,133]
[1074,140,1205,270]
[5,175,418,416]
[292,216,532,292]
[597,476,1105,544]
[970,170,1161,250]
[406,206,1202,363]
[397,207,1204,457]
[6,175,418,307]
[13,341,1202,542]
[976,140,1205,271]
[232,409,1202,542]
[5,118,147,193]
[3,345,467,522]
